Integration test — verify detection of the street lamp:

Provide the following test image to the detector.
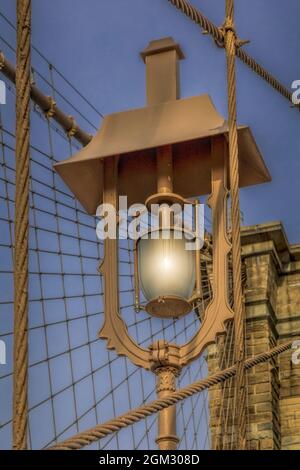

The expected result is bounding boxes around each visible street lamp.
[54,37,270,450]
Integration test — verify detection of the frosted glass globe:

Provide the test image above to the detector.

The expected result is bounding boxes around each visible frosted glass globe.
[138,229,195,303]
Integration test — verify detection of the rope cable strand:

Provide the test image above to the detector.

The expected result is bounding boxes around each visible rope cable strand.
[168,0,296,107]
[224,0,247,450]
[0,52,92,146]
[13,0,31,450]
[47,341,294,450]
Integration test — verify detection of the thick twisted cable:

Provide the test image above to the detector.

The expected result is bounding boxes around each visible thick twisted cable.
[48,341,293,450]
[13,0,31,450]
[168,0,295,106]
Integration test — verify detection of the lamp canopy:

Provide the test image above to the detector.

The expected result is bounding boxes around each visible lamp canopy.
[54,38,270,214]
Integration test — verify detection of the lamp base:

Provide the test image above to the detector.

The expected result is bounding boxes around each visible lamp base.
[145,295,192,319]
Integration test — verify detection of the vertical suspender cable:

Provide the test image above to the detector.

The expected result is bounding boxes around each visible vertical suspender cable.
[167,0,296,109]
[13,0,31,450]
[224,0,247,450]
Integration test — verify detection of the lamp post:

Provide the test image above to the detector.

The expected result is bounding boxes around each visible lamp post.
[54,37,270,450]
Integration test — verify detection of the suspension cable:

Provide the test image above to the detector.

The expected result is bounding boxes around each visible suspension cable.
[224,0,247,450]
[168,0,297,108]
[13,0,31,450]
[0,52,92,146]
[47,341,294,450]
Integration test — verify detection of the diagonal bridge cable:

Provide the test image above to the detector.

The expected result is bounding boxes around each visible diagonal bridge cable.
[48,340,295,450]
[0,9,104,119]
[167,0,298,109]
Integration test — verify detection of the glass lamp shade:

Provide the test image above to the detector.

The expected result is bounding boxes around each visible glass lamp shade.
[137,229,195,317]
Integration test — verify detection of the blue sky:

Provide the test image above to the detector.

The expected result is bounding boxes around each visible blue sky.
[1,0,300,242]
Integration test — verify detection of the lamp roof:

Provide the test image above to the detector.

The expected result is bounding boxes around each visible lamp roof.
[54,94,271,214]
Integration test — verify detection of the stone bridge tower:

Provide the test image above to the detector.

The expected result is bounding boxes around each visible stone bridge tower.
[208,221,300,450]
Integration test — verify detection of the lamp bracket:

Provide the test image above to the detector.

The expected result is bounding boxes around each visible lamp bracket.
[99,138,234,371]
[179,136,234,366]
